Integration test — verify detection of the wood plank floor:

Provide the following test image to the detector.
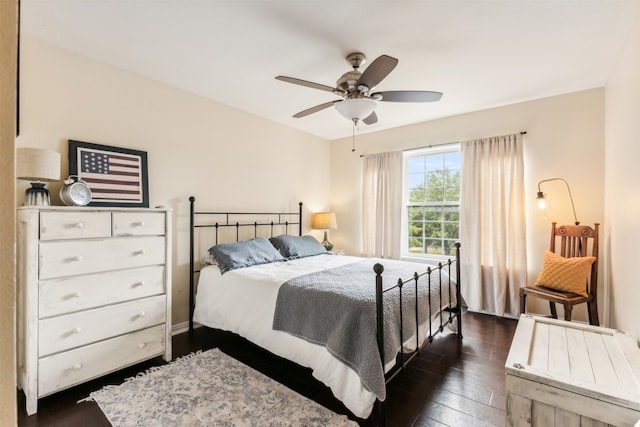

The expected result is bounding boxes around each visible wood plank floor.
[17,312,517,427]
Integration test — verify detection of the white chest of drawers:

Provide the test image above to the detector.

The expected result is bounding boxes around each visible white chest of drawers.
[17,206,172,415]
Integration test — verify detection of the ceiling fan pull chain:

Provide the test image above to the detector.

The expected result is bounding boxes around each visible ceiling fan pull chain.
[352,118,357,152]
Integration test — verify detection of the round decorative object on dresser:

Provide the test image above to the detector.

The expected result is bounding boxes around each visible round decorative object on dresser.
[60,175,92,206]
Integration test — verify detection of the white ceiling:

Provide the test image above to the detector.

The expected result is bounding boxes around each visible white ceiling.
[21,0,640,141]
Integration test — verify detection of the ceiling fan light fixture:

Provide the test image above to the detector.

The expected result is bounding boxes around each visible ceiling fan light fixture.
[335,98,377,121]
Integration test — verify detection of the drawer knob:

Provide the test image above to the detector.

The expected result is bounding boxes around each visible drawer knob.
[63,291,82,300]
[133,249,146,256]
[72,363,83,371]
[69,255,83,262]
[74,222,84,229]
[72,327,82,334]
[133,221,145,227]
[132,280,145,288]
[137,311,147,318]
[138,343,147,349]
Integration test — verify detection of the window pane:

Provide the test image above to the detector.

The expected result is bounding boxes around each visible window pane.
[444,222,459,239]
[408,157,425,174]
[444,151,461,168]
[443,207,459,221]
[423,222,442,239]
[408,239,424,254]
[424,239,443,255]
[425,156,442,172]
[408,221,424,238]
[408,173,425,189]
[408,206,424,221]
[445,184,460,201]
[423,206,441,221]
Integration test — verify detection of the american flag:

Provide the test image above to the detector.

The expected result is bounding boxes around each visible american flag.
[79,148,143,202]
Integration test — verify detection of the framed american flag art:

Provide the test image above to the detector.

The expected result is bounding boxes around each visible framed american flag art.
[68,140,149,208]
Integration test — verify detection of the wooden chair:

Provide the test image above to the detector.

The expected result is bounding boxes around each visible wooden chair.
[520,222,600,326]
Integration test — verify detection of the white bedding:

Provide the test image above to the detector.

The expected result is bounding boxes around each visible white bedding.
[193,254,455,419]
[193,254,377,418]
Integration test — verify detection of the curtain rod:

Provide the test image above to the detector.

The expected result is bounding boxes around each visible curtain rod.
[402,131,527,152]
[359,131,527,158]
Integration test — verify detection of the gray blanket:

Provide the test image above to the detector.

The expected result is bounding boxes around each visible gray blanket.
[272,258,454,401]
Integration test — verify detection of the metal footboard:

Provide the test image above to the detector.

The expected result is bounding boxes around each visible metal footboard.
[373,243,462,426]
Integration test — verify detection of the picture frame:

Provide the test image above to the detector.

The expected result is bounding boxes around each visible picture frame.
[68,140,149,208]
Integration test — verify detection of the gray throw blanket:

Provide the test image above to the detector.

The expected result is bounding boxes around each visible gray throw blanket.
[272,258,454,401]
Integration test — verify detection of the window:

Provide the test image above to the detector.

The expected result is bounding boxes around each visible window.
[403,145,461,258]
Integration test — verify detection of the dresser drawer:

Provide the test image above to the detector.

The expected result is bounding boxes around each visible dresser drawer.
[38,325,165,397]
[113,212,166,236]
[39,236,166,279]
[39,294,166,357]
[39,211,111,241]
[39,266,166,318]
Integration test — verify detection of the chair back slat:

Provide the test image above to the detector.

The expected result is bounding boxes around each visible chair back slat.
[550,222,600,298]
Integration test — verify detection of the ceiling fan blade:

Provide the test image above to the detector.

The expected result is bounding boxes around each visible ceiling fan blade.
[276,76,338,93]
[293,100,338,118]
[357,55,398,90]
[363,111,378,125]
[373,90,443,102]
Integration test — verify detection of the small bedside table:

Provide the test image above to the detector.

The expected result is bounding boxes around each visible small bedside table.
[328,249,345,255]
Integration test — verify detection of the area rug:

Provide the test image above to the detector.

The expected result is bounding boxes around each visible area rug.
[88,348,357,426]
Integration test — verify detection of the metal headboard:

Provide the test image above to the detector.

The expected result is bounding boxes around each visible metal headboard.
[188,196,303,332]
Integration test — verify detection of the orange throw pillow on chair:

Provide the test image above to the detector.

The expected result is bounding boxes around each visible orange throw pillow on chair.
[535,250,596,298]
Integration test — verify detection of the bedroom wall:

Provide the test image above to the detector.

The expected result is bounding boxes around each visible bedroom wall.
[0,0,18,424]
[17,36,331,329]
[330,89,605,323]
[604,16,640,338]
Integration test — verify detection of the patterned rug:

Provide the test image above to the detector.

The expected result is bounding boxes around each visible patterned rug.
[89,348,357,426]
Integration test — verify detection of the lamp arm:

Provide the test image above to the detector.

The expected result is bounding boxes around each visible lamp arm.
[537,178,579,225]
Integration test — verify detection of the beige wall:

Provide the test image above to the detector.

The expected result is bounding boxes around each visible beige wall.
[17,18,640,342]
[0,0,18,424]
[330,89,605,323]
[604,16,640,338]
[18,37,331,328]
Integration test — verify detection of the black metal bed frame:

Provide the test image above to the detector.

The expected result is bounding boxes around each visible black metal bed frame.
[188,196,463,426]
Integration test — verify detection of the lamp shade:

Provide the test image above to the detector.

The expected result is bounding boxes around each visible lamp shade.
[311,212,338,230]
[334,98,376,121]
[17,148,61,182]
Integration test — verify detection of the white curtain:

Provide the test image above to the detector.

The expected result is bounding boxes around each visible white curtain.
[460,134,527,317]
[362,151,403,259]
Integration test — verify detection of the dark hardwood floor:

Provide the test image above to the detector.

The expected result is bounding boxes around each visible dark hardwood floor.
[17,312,517,427]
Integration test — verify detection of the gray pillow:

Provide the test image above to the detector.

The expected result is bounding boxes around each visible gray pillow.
[269,234,327,259]
[209,237,285,274]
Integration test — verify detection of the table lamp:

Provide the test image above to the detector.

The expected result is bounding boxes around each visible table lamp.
[17,148,61,206]
[311,212,338,251]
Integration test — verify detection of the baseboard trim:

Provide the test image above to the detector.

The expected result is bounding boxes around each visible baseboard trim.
[171,321,202,336]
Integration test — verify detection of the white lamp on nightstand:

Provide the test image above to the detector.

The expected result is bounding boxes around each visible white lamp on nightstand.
[311,212,338,251]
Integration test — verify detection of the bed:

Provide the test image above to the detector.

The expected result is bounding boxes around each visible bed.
[188,197,462,425]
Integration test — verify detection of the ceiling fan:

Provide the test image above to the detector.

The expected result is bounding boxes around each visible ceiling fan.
[276,52,442,126]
